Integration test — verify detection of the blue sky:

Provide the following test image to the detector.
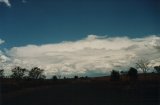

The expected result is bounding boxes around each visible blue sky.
[0,0,159,48]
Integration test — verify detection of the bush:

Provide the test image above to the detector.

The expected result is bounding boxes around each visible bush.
[110,70,120,81]
[74,76,78,80]
[0,69,4,78]
[52,75,58,80]
[154,66,160,73]
[128,67,138,80]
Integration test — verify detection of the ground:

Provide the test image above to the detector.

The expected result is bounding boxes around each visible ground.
[1,74,160,105]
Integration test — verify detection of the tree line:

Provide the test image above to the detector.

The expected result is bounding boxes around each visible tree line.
[0,66,46,79]
[111,65,160,81]
[0,59,160,80]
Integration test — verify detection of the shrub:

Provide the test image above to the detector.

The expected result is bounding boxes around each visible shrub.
[128,67,138,80]
[0,69,4,78]
[154,66,160,73]
[52,75,58,80]
[74,76,78,80]
[110,70,120,81]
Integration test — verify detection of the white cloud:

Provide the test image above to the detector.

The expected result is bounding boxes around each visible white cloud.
[0,35,160,78]
[0,39,5,44]
[0,0,11,7]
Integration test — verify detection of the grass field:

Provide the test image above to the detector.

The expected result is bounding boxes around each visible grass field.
[0,73,160,105]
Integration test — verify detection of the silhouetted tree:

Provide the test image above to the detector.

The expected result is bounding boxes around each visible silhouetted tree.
[52,75,58,80]
[0,69,4,78]
[136,59,150,73]
[11,66,27,79]
[154,66,160,73]
[63,76,67,80]
[74,76,78,80]
[28,67,46,79]
[128,67,138,80]
[110,70,120,81]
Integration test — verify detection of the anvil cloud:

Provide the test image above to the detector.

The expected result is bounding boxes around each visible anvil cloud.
[0,35,160,78]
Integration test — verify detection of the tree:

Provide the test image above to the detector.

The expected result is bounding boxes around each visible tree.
[128,67,138,80]
[63,76,67,80]
[28,67,46,79]
[154,66,160,73]
[0,69,4,78]
[74,76,78,80]
[136,59,150,73]
[52,75,58,80]
[11,66,27,79]
[110,70,120,81]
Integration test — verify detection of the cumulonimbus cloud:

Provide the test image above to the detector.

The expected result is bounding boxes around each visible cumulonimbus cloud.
[0,0,11,7]
[0,35,160,78]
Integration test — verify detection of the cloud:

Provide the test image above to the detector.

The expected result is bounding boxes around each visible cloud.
[0,39,5,44]
[1,35,160,78]
[0,0,11,7]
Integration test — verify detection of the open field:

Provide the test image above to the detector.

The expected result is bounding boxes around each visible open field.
[0,73,160,105]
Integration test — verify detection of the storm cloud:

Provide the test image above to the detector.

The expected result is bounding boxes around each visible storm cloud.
[0,35,160,78]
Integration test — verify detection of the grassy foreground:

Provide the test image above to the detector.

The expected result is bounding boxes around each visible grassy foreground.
[0,73,160,105]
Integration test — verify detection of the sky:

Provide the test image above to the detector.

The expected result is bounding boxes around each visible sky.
[0,0,160,78]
